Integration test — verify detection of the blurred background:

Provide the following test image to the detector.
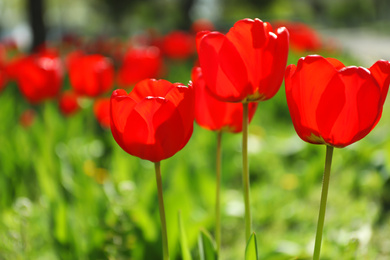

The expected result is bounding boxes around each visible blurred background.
[1,0,390,259]
[1,0,390,51]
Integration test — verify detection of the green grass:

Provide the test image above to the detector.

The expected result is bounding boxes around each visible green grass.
[1,51,390,260]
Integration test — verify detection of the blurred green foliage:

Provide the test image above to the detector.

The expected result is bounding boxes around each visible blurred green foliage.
[1,47,390,260]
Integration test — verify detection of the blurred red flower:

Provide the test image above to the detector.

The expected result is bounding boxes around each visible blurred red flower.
[191,19,215,34]
[67,51,114,97]
[0,44,9,92]
[93,98,110,128]
[19,109,36,128]
[0,69,7,92]
[110,79,194,162]
[197,18,289,103]
[161,30,195,60]
[58,91,80,117]
[7,49,62,103]
[117,46,163,88]
[273,21,322,52]
[285,55,390,148]
[192,66,258,133]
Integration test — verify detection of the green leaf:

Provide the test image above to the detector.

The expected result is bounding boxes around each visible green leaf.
[178,211,192,260]
[245,233,258,260]
[198,228,217,260]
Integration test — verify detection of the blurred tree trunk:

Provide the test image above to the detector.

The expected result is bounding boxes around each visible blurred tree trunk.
[28,0,46,52]
[180,0,195,30]
[309,0,325,21]
[373,0,390,20]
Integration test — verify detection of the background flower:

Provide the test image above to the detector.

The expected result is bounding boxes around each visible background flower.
[68,52,114,97]
[8,49,62,103]
[117,46,163,88]
[93,98,110,128]
[58,91,80,117]
[161,30,195,60]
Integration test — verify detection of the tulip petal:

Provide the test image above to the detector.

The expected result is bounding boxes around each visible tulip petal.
[325,58,345,70]
[198,32,245,101]
[154,101,187,160]
[287,55,341,144]
[130,79,175,102]
[352,75,382,143]
[193,66,231,131]
[196,31,210,52]
[225,18,267,97]
[322,67,381,147]
[121,97,184,162]
[258,27,289,101]
[110,89,136,131]
[315,71,347,146]
[285,64,309,141]
[369,60,390,104]
[192,66,258,132]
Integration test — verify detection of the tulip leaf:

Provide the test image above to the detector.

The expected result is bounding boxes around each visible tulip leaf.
[198,228,217,260]
[245,233,258,260]
[178,211,192,260]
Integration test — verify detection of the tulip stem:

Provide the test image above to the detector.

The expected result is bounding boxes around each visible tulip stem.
[242,102,252,241]
[215,131,222,255]
[154,161,170,260]
[313,145,334,260]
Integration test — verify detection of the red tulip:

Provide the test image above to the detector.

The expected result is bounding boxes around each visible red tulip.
[0,64,7,93]
[68,52,114,97]
[192,66,258,133]
[285,55,390,148]
[273,21,322,52]
[93,98,110,128]
[0,70,7,92]
[110,79,194,162]
[191,19,215,34]
[0,44,8,92]
[8,50,62,103]
[117,46,163,88]
[161,30,195,60]
[58,91,80,116]
[197,18,289,103]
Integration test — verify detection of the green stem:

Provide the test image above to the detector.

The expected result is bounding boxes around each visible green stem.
[154,161,170,260]
[215,131,222,255]
[242,102,252,241]
[313,145,334,260]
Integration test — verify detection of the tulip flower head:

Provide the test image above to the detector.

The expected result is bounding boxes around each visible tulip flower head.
[197,18,289,103]
[192,66,258,133]
[110,79,194,162]
[68,52,114,97]
[273,21,322,52]
[162,30,195,60]
[9,50,62,103]
[117,46,163,88]
[58,91,80,117]
[285,55,390,148]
